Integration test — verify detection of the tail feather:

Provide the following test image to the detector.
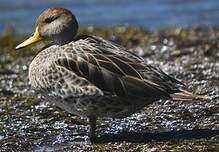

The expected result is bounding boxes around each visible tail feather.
[171,89,209,101]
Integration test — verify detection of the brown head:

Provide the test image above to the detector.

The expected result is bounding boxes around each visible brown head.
[16,7,78,49]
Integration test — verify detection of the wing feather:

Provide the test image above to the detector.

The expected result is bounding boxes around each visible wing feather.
[53,35,180,101]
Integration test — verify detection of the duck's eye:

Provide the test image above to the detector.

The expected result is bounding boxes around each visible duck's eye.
[44,15,59,23]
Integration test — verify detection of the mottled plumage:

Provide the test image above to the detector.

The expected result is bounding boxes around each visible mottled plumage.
[16,7,208,142]
[29,35,183,118]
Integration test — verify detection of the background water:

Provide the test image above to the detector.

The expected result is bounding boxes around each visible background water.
[0,0,219,33]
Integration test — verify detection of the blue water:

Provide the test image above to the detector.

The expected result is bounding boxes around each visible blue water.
[0,0,219,32]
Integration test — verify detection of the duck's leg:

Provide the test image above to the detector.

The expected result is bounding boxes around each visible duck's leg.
[89,115,97,143]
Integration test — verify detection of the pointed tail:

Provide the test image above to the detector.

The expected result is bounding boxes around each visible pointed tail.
[171,89,210,101]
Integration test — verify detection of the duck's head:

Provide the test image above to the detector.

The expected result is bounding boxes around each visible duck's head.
[16,7,78,50]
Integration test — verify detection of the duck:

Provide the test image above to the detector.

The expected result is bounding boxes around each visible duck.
[15,7,208,142]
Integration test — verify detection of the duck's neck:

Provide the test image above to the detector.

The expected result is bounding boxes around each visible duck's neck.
[53,35,75,45]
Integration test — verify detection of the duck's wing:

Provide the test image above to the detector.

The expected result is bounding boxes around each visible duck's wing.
[51,35,183,102]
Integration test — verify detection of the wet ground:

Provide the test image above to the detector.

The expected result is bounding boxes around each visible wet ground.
[0,27,219,151]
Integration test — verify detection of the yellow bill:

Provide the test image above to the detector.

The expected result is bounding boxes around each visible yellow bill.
[15,26,42,50]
